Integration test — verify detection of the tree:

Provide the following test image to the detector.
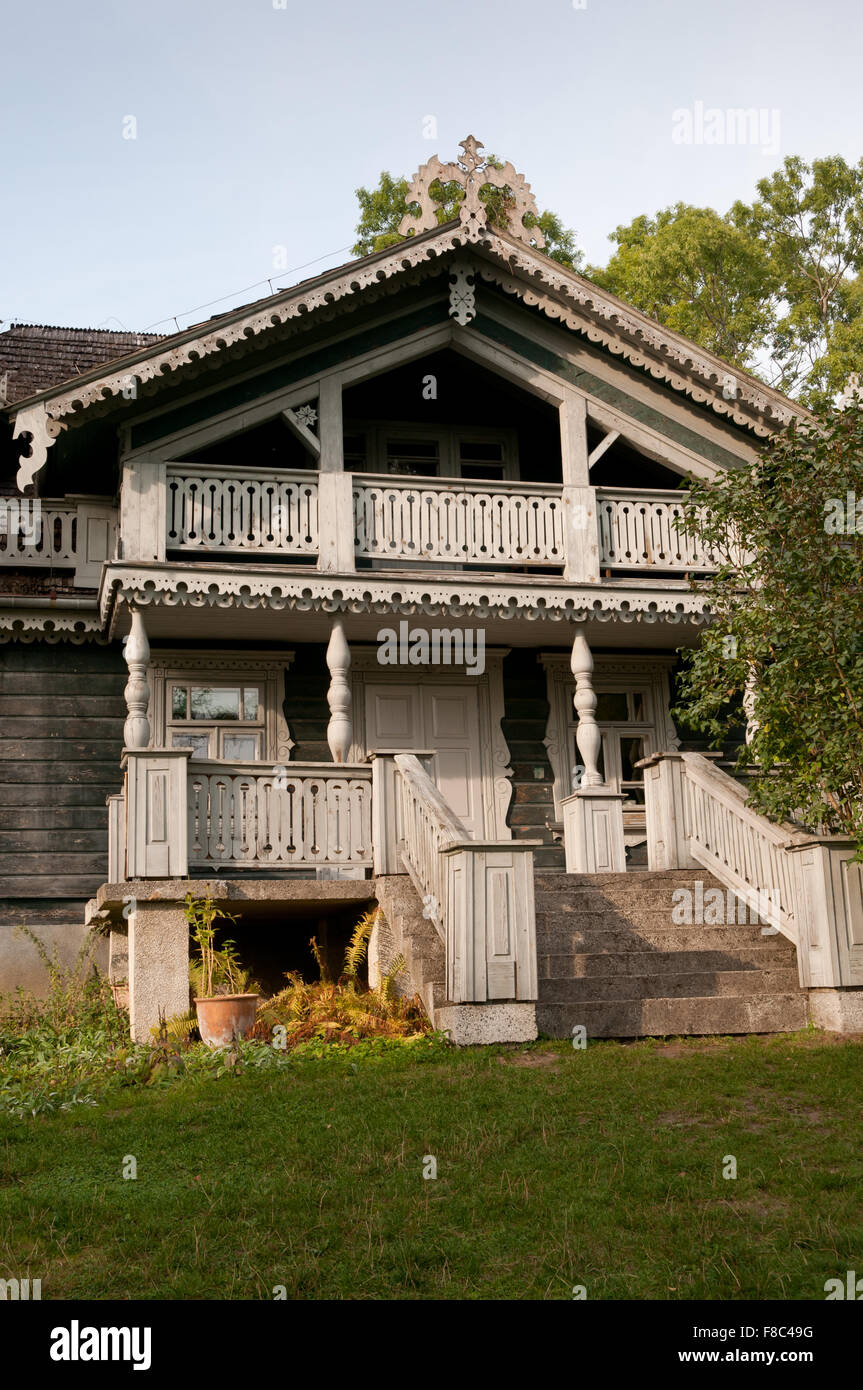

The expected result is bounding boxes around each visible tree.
[353,162,582,270]
[673,398,863,853]
[589,204,776,370]
[588,158,863,402]
[735,155,863,402]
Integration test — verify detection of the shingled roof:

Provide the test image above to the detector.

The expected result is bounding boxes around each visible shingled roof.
[0,323,164,406]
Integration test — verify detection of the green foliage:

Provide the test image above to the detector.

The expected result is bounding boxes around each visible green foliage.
[674,399,863,851]
[590,203,777,370]
[185,893,257,999]
[589,156,863,402]
[254,909,429,1047]
[353,161,582,269]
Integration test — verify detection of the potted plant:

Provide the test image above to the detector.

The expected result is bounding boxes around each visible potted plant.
[185,893,259,1047]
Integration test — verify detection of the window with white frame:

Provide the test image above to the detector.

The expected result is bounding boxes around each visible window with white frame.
[147,653,295,764]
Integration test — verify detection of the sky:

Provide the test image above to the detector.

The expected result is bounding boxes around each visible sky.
[2,0,862,335]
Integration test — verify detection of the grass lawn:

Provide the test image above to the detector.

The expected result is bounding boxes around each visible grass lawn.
[1,1031,861,1301]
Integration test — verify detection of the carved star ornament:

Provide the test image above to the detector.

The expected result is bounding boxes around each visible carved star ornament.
[398,135,545,247]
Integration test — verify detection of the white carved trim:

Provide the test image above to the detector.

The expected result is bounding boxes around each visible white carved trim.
[146,648,296,762]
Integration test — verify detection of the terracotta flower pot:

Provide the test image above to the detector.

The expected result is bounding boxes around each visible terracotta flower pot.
[194,994,260,1048]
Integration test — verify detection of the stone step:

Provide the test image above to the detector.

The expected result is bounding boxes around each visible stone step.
[536,925,791,953]
[538,945,797,977]
[536,992,809,1039]
[539,966,801,1003]
[536,909,775,934]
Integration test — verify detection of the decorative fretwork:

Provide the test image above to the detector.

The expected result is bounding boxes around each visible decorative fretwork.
[399,134,544,248]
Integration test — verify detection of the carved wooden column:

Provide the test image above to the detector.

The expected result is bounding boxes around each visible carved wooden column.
[326,618,352,763]
[571,625,603,786]
[743,667,760,747]
[563,623,626,873]
[317,377,356,573]
[560,392,600,583]
[123,607,151,749]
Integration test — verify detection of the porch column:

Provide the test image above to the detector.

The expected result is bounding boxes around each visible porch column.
[123,607,151,749]
[570,624,603,787]
[563,624,626,872]
[316,377,356,573]
[326,618,353,763]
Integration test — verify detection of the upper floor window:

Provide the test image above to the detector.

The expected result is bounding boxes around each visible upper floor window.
[344,422,517,481]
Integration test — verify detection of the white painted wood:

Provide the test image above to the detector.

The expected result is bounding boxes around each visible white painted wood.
[326,620,353,763]
[106,792,126,881]
[71,499,117,586]
[123,608,151,750]
[571,625,603,787]
[187,761,372,870]
[120,460,166,561]
[125,748,191,878]
[561,788,627,873]
[353,475,565,568]
[562,485,599,582]
[588,428,620,468]
[596,489,715,573]
[559,391,589,487]
[317,472,356,571]
[393,753,538,1004]
[165,464,318,556]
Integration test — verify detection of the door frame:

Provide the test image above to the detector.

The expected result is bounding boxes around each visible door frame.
[349,646,513,840]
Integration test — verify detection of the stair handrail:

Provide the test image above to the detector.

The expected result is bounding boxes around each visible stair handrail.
[643,750,806,942]
[392,752,539,1004]
[393,753,466,940]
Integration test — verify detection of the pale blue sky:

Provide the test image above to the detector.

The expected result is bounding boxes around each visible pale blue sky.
[2,0,861,333]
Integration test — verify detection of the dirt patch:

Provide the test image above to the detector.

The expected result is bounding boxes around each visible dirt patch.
[657,1110,708,1127]
[655,1041,732,1058]
[497,1051,565,1071]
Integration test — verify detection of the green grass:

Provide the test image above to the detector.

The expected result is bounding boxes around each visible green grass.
[1,1032,861,1300]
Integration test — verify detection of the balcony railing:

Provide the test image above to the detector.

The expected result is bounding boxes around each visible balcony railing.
[166,464,319,556]
[353,474,566,567]
[0,496,116,586]
[596,489,715,573]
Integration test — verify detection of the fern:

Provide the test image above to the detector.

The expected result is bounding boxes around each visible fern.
[309,936,331,984]
[343,909,379,980]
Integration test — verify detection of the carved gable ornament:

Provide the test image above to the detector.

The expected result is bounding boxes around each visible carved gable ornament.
[398,135,545,248]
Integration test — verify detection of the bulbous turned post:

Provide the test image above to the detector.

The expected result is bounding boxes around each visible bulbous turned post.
[571,624,603,787]
[326,618,352,763]
[743,665,760,748]
[123,607,151,750]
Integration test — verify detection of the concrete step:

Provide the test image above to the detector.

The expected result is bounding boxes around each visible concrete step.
[539,966,801,1003]
[538,945,797,977]
[536,992,809,1039]
[536,925,792,954]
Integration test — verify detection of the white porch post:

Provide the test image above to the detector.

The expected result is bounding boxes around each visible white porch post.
[123,607,151,749]
[562,623,626,872]
[316,377,356,573]
[560,392,600,583]
[326,618,353,763]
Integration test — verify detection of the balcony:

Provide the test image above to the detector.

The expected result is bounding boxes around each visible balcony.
[0,496,117,587]
[158,465,717,578]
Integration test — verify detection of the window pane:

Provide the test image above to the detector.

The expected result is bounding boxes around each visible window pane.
[223,734,259,760]
[243,687,260,720]
[459,463,505,481]
[171,686,188,718]
[386,440,440,476]
[595,692,629,722]
[190,687,240,720]
[629,692,646,721]
[172,732,211,759]
[459,441,503,462]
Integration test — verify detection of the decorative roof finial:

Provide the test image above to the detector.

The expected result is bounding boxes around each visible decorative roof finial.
[398,135,545,248]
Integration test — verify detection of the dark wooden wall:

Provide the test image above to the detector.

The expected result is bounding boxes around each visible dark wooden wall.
[0,641,126,900]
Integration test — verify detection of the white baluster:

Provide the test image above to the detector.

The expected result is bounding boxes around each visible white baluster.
[326,620,353,764]
[123,608,151,749]
[571,625,603,787]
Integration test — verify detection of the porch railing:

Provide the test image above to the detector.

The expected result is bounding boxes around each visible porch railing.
[353,475,566,567]
[187,761,372,869]
[166,464,319,556]
[393,753,538,1003]
[596,489,716,573]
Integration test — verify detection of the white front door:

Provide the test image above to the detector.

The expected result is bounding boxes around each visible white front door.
[365,681,485,837]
